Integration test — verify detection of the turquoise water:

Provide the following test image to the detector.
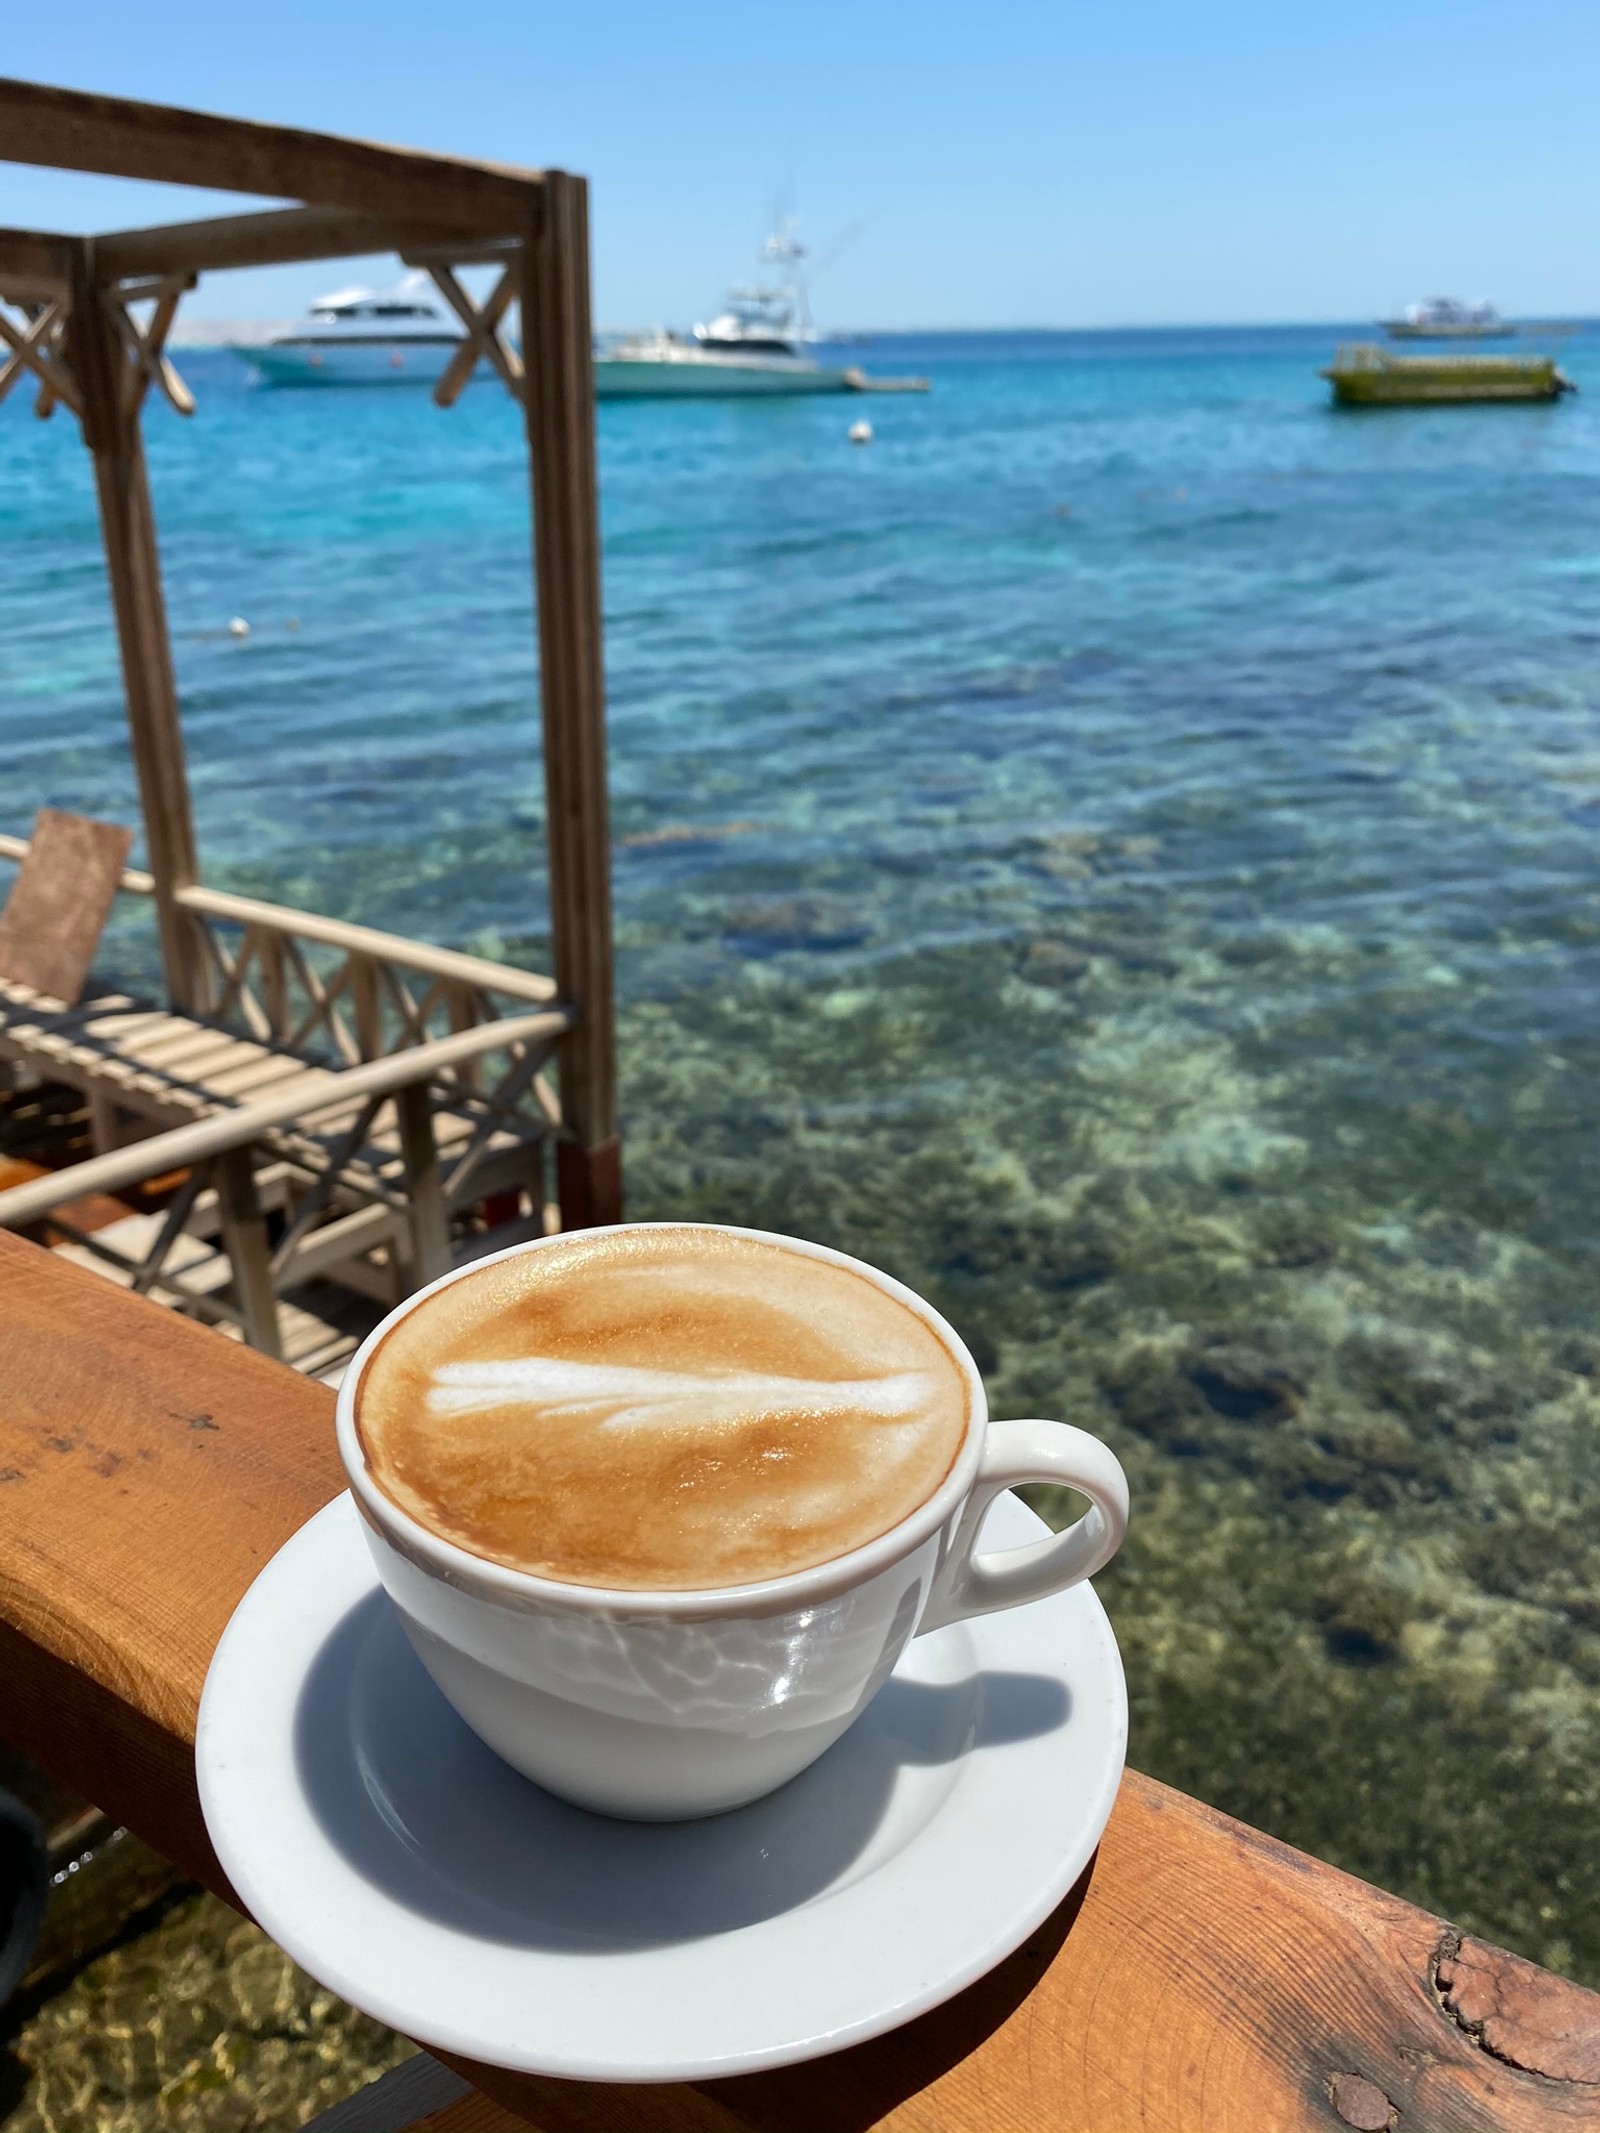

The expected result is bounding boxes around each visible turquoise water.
[6,326,1600,1978]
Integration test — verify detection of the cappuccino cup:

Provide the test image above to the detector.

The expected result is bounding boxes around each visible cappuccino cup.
[336,1222,1129,1820]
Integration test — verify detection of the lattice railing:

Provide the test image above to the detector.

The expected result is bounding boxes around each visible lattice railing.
[0,830,570,1207]
[175,885,567,1204]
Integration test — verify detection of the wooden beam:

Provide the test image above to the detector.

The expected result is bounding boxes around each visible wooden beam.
[65,239,205,1011]
[401,238,523,269]
[0,78,543,231]
[1,1234,1599,2132]
[0,225,74,292]
[96,205,512,284]
[518,178,622,1226]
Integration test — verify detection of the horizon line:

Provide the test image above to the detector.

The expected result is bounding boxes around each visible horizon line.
[170,311,1600,346]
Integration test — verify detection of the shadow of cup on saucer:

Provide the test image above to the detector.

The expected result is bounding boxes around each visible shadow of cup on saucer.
[294,1593,1070,1955]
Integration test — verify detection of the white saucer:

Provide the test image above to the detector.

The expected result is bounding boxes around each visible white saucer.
[197,1491,1126,2083]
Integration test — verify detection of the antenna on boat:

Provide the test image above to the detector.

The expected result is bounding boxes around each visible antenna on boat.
[761,215,813,341]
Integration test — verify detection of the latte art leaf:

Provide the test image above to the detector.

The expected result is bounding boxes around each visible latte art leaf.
[427,1358,933,1433]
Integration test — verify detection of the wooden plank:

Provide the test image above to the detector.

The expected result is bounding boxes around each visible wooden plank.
[95,206,509,283]
[516,181,622,1225]
[1,1234,1597,2133]
[0,78,542,231]
[191,1052,330,1102]
[0,224,74,292]
[416,2088,533,2133]
[0,808,134,1004]
[109,1023,275,1072]
[67,239,205,1013]
[0,828,155,897]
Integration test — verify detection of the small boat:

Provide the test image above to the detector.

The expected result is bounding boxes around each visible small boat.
[230,274,475,387]
[594,226,925,399]
[1322,343,1575,406]
[1380,297,1513,341]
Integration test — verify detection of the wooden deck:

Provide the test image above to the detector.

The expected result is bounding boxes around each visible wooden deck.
[3,1230,1598,2131]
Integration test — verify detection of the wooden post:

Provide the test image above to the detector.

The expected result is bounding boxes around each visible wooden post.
[349,953,383,1061]
[65,239,204,1012]
[395,1081,451,1286]
[214,1147,281,1359]
[517,178,623,1231]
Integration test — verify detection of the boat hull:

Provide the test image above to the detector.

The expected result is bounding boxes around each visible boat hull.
[594,356,851,399]
[235,343,472,387]
[1381,322,1515,341]
[1324,348,1574,406]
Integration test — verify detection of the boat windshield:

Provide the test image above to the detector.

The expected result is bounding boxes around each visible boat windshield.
[308,277,445,323]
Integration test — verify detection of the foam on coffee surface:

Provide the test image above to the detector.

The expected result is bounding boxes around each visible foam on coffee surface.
[355,1227,970,1589]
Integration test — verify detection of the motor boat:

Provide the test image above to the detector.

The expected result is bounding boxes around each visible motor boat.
[594,228,853,398]
[230,273,475,387]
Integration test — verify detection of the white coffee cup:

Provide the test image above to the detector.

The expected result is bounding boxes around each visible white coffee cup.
[336,1223,1129,1820]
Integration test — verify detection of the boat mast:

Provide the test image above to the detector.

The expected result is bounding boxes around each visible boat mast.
[762,220,812,344]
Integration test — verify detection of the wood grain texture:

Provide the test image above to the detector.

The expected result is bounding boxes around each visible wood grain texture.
[0,808,133,1003]
[0,224,74,294]
[0,77,541,229]
[94,206,502,282]
[518,185,621,1218]
[0,1234,1596,2132]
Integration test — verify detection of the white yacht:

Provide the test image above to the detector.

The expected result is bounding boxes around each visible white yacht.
[1381,297,1514,341]
[231,274,476,387]
[595,229,854,398]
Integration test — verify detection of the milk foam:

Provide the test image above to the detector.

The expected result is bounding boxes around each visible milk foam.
[427,1358,934,1430]
[355,1227,970,1590]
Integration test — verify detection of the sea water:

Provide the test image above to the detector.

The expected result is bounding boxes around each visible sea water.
[5,325,1600,1980]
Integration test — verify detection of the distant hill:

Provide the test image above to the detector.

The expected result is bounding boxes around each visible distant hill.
[168,319,290,349]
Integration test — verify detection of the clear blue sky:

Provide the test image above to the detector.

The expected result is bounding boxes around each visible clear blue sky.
[5,0,1598,330]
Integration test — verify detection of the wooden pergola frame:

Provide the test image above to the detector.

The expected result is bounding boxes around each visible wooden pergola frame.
[0,77,620,1229]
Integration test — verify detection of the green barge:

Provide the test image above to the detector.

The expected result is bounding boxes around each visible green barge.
[1323,343,1575,406]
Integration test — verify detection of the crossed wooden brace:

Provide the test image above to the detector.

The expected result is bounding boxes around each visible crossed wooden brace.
[110,276,197,418]
[0,297,81,419]
[0,275,195,424]
[417,260,525,408]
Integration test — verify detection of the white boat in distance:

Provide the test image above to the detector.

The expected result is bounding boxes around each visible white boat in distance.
[1381,297,1514,342]
[595,228,855,398]
[231,274,477,387]
[229,245,928,400]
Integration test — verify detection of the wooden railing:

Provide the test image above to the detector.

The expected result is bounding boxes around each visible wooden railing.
[0,836,576,1348]
[0,1009,572,1353]
[0,831,569,1152]
[2,1234,1597,2132]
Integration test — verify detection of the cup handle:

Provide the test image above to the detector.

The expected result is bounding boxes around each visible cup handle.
[918,1420,1129,1634]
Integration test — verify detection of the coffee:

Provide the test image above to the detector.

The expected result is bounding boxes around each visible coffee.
[354,1226,970,1591]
